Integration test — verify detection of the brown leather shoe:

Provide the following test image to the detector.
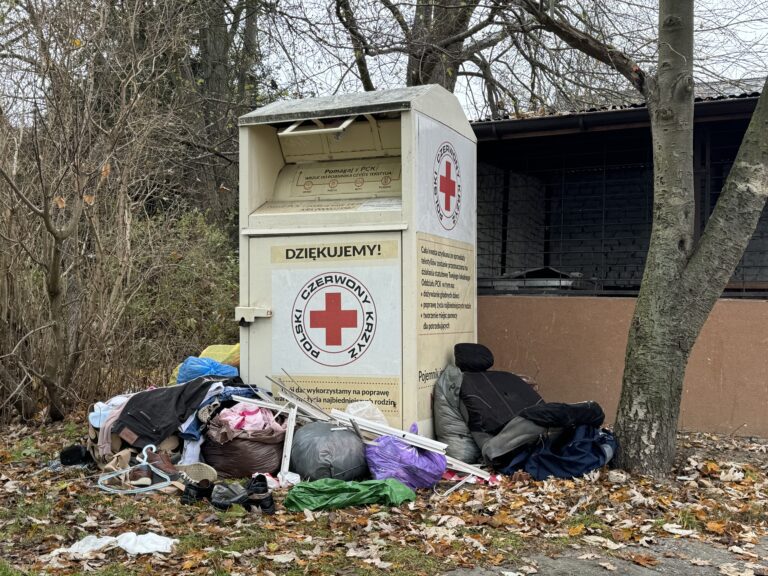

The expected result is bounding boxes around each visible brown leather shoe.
[128,464,152,487]
[146,451,179,479]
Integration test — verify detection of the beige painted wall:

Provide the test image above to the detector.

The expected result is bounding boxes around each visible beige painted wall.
[478,295,768,437]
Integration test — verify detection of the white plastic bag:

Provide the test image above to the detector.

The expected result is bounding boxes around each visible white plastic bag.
[345,401,389,426]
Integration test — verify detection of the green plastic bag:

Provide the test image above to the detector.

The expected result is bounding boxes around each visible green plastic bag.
[284,478,416,511]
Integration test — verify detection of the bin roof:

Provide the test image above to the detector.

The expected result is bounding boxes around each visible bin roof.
[239,85,474,140]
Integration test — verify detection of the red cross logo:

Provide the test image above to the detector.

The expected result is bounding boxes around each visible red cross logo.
[439,160,457,212]
[309,292,358,346]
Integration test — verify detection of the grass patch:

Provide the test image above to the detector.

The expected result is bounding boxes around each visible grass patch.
[62,422,82,442]
[79,565,137,576]
[114,502,138,522]
[675,508,703,532]
[10,438,40,461]
[382,546,445,576]
[177,532,209,554]
[0,560,26,576]
[489,530,524,553]
[222,527,275,552]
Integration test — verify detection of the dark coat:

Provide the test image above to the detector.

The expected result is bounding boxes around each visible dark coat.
[112,377,221,448]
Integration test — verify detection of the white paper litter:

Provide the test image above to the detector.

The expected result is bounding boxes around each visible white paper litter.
[48,532,178,558]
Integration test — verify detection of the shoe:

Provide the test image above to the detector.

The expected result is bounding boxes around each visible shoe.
[180,479,213,505]
[211,482,251,511]
[146,450,179,480]
[128,465,152,487]
[177,462,217,484]
[245,474,275,515]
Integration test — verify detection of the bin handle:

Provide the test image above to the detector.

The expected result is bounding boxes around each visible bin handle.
[278,115,357,137]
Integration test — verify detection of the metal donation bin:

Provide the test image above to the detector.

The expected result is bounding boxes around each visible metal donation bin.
[237,85,476,433]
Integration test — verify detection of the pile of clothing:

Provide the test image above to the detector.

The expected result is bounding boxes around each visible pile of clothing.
[433,343,617,480]
[75,352,449,514]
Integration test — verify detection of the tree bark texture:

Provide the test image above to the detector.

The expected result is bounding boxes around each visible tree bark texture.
[615,0,768,474]
[407,0,479,91]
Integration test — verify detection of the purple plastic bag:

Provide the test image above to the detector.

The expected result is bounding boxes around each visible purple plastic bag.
[364,424,447,489]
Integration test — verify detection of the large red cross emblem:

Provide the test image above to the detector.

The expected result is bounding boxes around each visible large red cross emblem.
[309,292,358,346]
[439,160,457,212]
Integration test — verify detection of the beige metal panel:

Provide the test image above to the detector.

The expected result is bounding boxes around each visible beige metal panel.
[247,202,405,234]
[280,118,401,163]
[272,157,402,201]
[240,125,284,221]
[239,86,433,125]
[399,109,421,432]
[410,87,476,143]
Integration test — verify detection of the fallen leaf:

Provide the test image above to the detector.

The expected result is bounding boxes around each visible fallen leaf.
[719,562,754,576]
[691,558,712,566]
[583,535,625,550]
[707,521,727,535]
[263,552,297,564]
[662,523,695,537]
[599,562,617,571]
[53,196,66,209]
[568,524,585,536]
[364,558,392,569]
[730,546,759,559]
[700,461,721,476]
[627,553,658,567]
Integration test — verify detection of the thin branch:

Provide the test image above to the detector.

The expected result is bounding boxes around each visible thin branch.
[0,164,43,217]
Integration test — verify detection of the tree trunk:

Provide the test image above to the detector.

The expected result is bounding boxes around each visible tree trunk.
[615,0,768,474]
[406,0,477,91]
[198,0,233,221]
[42,237,66,421]
[614,0,695,475]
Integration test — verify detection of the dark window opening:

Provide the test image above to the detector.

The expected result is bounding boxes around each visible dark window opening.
[477,122,768,298]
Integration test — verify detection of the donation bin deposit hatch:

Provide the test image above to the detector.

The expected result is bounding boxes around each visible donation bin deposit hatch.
[237,86,477,434]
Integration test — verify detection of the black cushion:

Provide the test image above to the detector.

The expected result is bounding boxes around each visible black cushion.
[460,371,542,436]
[454,343,494,372]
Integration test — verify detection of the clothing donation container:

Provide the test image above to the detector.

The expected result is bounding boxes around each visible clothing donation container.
[237,86,476,433]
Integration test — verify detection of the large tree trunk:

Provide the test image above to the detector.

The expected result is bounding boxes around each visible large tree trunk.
[406,0,478,91]
[615,0,768,474]
[198,0,233,221]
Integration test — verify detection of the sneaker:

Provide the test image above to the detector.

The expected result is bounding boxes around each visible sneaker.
[128,465,153,487]
[146,451,179,480]
[177,462,217,484]
[246,474,275,515]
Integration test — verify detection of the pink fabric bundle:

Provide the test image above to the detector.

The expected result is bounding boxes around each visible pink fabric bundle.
[218,403,283,432]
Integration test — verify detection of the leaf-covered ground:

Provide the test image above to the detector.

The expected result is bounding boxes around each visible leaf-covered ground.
[1,417,768,576]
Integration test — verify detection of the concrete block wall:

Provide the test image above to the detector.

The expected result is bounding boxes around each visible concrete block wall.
[478,158,768,290]
[476,163,545,279]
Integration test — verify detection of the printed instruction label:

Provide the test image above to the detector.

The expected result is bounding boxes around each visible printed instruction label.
[417,235,474,334]
[276,375,401,426]
[416,233,476,421]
